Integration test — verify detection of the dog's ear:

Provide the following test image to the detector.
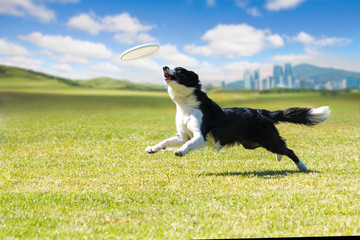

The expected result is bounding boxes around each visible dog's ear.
[175,67,184,74]
[188,71,199,81]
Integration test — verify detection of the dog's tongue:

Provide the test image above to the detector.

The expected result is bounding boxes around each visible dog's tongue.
[164,73,170,79]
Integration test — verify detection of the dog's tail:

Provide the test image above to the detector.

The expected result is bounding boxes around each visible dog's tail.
[267,106,330,126]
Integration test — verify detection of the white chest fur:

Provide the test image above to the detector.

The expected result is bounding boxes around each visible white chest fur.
[168,85,203,140]
[176,104,202,139]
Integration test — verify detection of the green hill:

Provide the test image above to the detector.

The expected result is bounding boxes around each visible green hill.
[78,77,165,91]
[0,64,165,92]
[293,64,360,83]
[0,64,79,91]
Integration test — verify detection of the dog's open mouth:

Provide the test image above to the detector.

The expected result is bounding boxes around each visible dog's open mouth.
[164,73,171,79]
[163,66,176,83]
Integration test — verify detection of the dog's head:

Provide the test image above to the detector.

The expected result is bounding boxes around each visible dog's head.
[163,66,201,89]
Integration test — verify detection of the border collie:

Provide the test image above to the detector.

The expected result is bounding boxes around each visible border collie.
[145,66,330,171]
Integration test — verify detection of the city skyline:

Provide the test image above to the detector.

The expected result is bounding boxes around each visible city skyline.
[221,62,360,90]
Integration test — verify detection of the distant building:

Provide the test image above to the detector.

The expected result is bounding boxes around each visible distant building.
[284,63,294,88]
[273,65,284,87]
[268,76,274,89]
[344,76,360,89]
[272,63,296,88]
[261,78,269,90]
[243,69,255,90]
[298,78,305,88]
[221,81,226,89]
[298,78,315,89]
[254,69,260,90]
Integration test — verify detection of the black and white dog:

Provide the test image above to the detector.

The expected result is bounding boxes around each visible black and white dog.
[145,66,330,171]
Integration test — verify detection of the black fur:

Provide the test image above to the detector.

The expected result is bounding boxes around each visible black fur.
[172,67,317,166]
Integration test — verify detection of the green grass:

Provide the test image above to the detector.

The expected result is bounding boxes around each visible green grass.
[0,88,359,239]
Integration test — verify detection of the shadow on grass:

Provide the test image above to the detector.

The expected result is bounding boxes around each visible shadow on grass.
[202,170,318,179]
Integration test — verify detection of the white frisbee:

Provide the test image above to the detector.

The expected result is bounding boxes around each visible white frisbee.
[120,43,160,61]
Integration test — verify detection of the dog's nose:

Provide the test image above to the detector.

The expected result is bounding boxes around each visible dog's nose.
[163,66,175,77]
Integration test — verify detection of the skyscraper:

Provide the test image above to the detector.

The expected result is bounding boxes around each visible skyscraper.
[273,65,283,87]
[268,76,274,89]
[243,69,254,90]
[284,63,294,88]
[254,69,260,90]
[344,76,360,89]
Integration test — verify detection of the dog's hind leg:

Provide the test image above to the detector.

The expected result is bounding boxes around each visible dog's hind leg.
[283,147,308,171]
[262,136,308,172]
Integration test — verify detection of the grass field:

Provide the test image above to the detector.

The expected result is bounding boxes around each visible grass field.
[0,87,359,239]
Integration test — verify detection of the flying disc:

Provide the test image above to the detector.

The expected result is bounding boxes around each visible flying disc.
[120,43,160,61]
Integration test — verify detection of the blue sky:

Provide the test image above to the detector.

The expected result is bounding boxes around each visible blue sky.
[0,0,359,85]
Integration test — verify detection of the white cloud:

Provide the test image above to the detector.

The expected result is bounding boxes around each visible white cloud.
[195,61,261,83]
[272,53,315,63]
[113,32,156,44]
[185,24,284,58]
[231,1,262,17]
[57,55,89,64]
[41,50,89,64]
[315,37,352,47]
[0,0,81,22]
[0,38,31,56]
[116,57,161,74]
[67,12,156,44]
[246,7,262,17]
[0,0,77,22]
[19,32,114,59]
[273,31,352,64]
[101,13,153,33]
[265,0,307,11]
[90,62,123,75]
[155,44,199,68]
[291,31,352,52]
[51,63,74,73]
[66,13,102,35]
[115,58,163,84]
[86,62,130,80]
[0,56,44,71]
[291,31,315,44]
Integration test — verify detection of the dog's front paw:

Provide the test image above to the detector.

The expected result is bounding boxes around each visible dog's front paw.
[174,149,185,157]
[145,146,158,154]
